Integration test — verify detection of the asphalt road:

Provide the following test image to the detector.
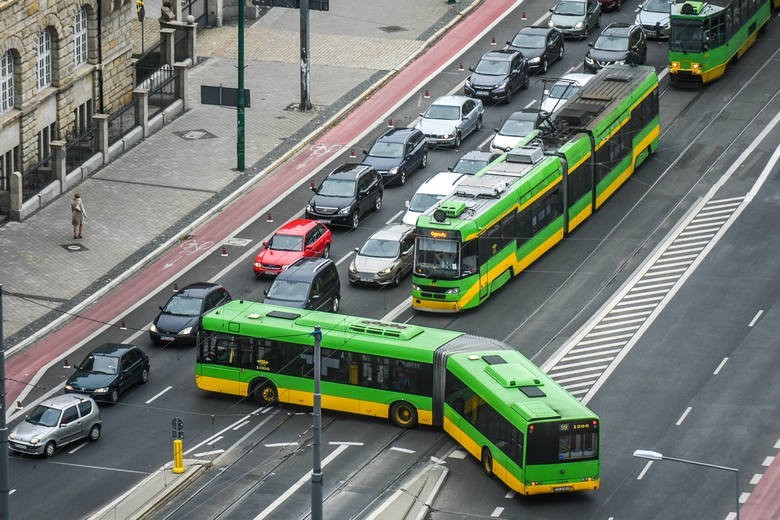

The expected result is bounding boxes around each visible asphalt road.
[7,1,779,519]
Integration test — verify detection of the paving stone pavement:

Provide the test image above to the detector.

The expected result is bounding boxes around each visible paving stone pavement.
[0,0,478,349]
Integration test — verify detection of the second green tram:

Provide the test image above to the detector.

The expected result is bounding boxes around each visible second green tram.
[668,0,771,87]
[196,301,600,495]
[412,64,660,312]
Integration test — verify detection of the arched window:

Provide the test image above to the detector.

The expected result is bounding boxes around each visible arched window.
[37,30,52,90]
[0,51,13,113]
[74,8,88,66]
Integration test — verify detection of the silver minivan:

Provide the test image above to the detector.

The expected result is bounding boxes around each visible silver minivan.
[9,394,102,457]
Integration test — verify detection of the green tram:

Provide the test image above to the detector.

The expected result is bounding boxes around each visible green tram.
[196,300,600,495]
[412,64,660,312]
[668,0,771,87]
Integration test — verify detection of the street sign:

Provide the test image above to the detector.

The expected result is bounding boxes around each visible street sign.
[172,417,184,439]
[136,0,145,21]
[251,0,329,11]
[201,85,252,108]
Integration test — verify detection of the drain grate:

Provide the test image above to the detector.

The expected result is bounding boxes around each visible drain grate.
[379,25,406,33]
[175,129,217,140]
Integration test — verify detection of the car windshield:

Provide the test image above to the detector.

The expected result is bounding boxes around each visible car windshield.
[163,294,202,316]
[452,159,489,174]
[424,104,460,121]
[414,238,460,279]
[594,34,629,51]
[645,0,671,13]
[510,33,545,49]
[409,192,446,212]
[78,353,119,374]
[368,141,404,159]
[549,82,582,99]
[269,233,303,251]
[670,20,703,52]
[360,238,401,258]
[317,178,356,197]
[26,405,61,427]
[555,1,585,15]
[474,58,510,76]
[500,118,536,137]
[266,280,310,302]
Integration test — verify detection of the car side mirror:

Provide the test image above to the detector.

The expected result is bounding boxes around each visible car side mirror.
[506,40,512,46]
[493,128,499,133]
[353,247,359,253]
[159,305,164,311]
[589,41,594,47]
[405,200,410,209]
[262,241,268,248]
[549,7,553,12]
[310,184,317,192]
[263,289,268,296]
[419,112,424,118]
[447,166,453,172]
[362,150,368,155]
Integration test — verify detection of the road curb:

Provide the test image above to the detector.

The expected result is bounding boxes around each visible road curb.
[365,463,449,520]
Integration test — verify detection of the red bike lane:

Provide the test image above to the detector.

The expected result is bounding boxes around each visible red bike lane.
[5,0,519,407]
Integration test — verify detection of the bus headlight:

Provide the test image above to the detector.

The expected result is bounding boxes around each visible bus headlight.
[444,287,460,295]
[691,62,701,73]
[670,61,680,71]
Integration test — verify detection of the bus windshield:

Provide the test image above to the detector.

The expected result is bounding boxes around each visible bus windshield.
[525,420,599,465]
[414,238,460,279]
[670,20,704,53]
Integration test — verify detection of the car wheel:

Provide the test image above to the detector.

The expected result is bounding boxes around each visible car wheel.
[44,441,57,458]
[392,272,402,287]
[421,151,428,169]
[559,45,565,60]
[375,193,383,212]
[399,169,407,185]
[541,57,548,74]
[89,424,101,442]
[596,15,601,28]
[109,389,119,404]
[476,115,483,131]
[522,73,529,90]
[351,211,360,230]
[481,447,493,477]
[504,87,513,104]
[331,295,340,313]
[250,379,277,406]
[390,401,418,428]
[322,244,331,258]
[454,132,462,149]
[141,367,149,384]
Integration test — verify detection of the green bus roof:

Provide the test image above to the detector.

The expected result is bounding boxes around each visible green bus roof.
[670,0,727,16]
[201,300,463,364]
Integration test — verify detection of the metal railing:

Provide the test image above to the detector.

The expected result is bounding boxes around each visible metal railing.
[108,103,138,146]
[21,155,55,202]
[65,126,97,172]
[137,65,178,119]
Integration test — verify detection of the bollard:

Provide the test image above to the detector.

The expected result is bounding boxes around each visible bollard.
[173,438,185,474]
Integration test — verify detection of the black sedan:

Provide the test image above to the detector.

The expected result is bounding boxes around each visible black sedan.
[506,26,565,74]
[361,127,427,186]
[64,343,150,403]
[150,282,232,345]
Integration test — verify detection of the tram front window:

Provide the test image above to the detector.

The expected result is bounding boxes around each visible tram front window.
[671,20,704,53]
[415,238,460,279]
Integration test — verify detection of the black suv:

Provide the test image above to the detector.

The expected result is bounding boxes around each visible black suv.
[362,127,428,186]
[305,163,383,229]
[505,26,565,75]
[584,23,647,73]
[150,282,231,345]
[264,257,341,312]
[464,49,529,104]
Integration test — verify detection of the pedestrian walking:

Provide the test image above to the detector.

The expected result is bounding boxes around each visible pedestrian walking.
[71,192,87,239]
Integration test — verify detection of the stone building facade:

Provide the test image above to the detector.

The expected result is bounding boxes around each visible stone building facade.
[0,0,136,215]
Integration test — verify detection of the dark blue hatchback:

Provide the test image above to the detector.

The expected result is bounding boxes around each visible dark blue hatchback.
[362,127,428,186]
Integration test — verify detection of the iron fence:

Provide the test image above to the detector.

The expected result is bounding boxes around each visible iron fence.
[108,103,138,146]
[65,126,97,172]
[22,154,56,202]
[137,65,178,119]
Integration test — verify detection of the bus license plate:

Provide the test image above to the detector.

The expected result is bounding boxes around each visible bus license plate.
[553,486,573,493]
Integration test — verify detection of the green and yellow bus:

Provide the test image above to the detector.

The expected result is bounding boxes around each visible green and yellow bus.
[668,0,772,87]
[196,301,600,495]
[412,64,659,312]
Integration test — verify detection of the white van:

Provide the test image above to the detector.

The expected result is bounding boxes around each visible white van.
[402,171,467,226]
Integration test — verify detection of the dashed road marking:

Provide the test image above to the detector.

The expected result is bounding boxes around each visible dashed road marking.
[390,446,415,454]
[145,385,172,404]
[750,473,762,485]
[676,407,692,426]
[713,358,728,375]
[637,460,653,480]
[490,506,504,517]
[448,449,467,459]
[748,309,763,327]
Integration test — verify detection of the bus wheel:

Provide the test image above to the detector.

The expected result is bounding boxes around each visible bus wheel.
[251,379,278,406]
[390,401,418,429]
[481,447,494,477]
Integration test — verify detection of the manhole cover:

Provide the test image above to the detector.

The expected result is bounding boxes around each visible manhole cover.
[175,129,217,140]
[379,25,406,33]
[61,243,89,252]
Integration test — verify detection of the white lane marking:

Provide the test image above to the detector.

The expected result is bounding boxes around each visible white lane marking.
[386,209,404,225]
[145,385,172,404]
[775,438,780,449]
[675,406,692,426]
[336,250,355,267]
[725,512,737,520]
[504,490,515,499]
[430,456,446,464]
[748,310,763,327]
[9,490,15,495]
[637,460,654,480]
[207,435,223,445]
[750,473,762,485]
[68,442,88,454]
[491,507,504,517]
[713,357,728,375]
[330,441,364,446]
[448,449,467,459]
[46,461,149,474]
[253,444,350,520]
[382,297,413,322]
[194,449,224,457]
[739,492,750,504]
[232,420,250,431]
[265,442,299,448]
[390,446,415,454]
[762,456,774,466]
[184,410,264,455]
[524,100,535,109]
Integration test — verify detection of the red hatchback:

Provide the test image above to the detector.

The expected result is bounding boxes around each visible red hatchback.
[253,219,332,277]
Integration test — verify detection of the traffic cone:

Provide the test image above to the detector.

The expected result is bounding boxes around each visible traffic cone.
[267,212,273,222]
[310,180,315,190]
[387,119,394,127]
[63,359,71,369]
[120,320,127,330]
[173,283,179,292]
[521,11,527,20]
[221,246,228,257]
[15,401,23,411]
[458,62,464,71]
[349,149,357,159]
[490,36,496,45]
[424,89,430,99]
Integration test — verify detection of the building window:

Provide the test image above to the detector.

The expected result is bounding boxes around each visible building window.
[38,122,58,163]
[1,51,13,113]
[74,8,88,67]
[37,30,52,90]
[1,146,20,191]
[73,99,93,137]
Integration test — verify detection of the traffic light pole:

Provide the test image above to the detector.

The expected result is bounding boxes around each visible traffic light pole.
[237,0,246,171]
[311,325,322,520]
[299,0,312,111]
[0,285,10,520]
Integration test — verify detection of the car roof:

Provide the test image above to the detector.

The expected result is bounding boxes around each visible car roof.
[419,171,468,192]
[376,127,419,143]
[39,394,95,410]
[601,23,634,36]
[368,224,414,242]
[518,26,554,35]
[278,257,334,281]
[458,150,498,161]
[430,95,474,107]
[90,342,140,356]
[327,163,373,179]
[177,282,224,298]
[555,73,595,86]
[275,218,319,235]
[508,110,541,121]
[479,49,519,61]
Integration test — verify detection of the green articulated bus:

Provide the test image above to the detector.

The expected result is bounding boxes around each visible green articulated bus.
[668,0,771,87]
[412,64,660,312]
[196,300,600,495]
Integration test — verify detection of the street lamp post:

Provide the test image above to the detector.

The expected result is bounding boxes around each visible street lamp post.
[633,449,740,520]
